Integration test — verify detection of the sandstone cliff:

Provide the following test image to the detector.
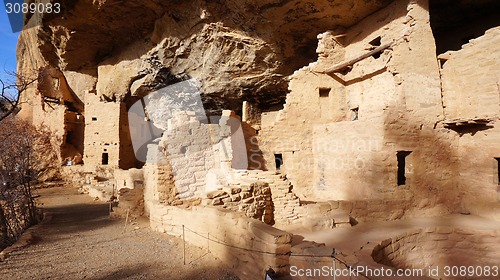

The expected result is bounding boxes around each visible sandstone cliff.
[17,0,393,110]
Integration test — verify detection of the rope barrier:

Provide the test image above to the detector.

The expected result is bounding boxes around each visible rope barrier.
[177,224,372,279]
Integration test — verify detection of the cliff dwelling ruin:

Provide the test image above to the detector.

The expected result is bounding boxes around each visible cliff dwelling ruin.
[12,0,500,279]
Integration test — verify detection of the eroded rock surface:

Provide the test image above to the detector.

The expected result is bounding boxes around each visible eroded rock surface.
[18,0,393,109]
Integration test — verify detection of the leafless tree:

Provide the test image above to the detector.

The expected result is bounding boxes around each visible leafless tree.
[0,70,38,123]
[0,116,60,248]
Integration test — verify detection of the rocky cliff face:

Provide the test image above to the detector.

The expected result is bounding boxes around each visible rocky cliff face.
[18,0,393,111]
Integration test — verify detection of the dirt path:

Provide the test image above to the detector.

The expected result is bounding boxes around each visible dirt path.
[0,185,238,280]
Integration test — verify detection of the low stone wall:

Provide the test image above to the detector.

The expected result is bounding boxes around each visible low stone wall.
[289,240,395,280]
[372,228,500,280]
[114,168,144,190]
[288,197,445,228]
[149,202,292,279]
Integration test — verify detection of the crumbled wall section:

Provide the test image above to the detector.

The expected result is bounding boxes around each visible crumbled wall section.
[203,182,274,224]
[27,66,85,163]
[143,144,176,215]
[114,168,144,190]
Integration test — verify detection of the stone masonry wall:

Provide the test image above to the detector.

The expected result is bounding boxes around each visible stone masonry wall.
[83,92,121,170]
[458,125,500,209]
[155,111,246,202]
[440,27,499,121]
[259,0,453,213]
[440,27,500,208]
[143,111,248,210]
[373,228,500,280]
[202,181,274,224]
[149,202,292,279]
[203,170,303,226]
[143,144,176,214]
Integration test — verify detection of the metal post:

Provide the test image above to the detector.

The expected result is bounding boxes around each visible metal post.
[122,208,130,233]
[182,225,186,265]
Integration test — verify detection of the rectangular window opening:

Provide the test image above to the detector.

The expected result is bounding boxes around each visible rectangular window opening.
[102,153,109,165]
[496,158,500,185]
[369,36,382,59]
[92,117,97,121]
[274,153,283,171]
[369,36,382,47]
[397,151,412,186]
[319,88,330,98]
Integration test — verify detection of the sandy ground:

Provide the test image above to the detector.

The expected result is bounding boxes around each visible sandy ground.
[0,185,239,280]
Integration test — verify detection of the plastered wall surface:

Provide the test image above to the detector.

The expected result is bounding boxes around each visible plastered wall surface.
[258,0,498,217]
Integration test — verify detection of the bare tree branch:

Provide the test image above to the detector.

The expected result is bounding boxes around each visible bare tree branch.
[0,117,61,247]
[0,70,39,123]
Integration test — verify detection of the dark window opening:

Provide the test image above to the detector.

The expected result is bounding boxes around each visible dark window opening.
[234,107,243,119]
[92,117,97,121]
[102,153,109,165]
[65,131,73,144]
[319,88,330,98]
[369,36,382,59]
[274,154,283,171]
[397,151,412,186]
[180,146,187,154]
[496,158,500,185]
[430,1,500,55]
[64,101,79,113]
[351,107,359,121]
[339,66,353,75]
[438,57,449,69]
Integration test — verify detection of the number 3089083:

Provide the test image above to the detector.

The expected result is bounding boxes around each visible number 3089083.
[6,2,61,14]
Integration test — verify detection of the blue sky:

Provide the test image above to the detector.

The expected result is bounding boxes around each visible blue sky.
[0,6,20,81]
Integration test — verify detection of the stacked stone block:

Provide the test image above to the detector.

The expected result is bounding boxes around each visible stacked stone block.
[203,182,274,224]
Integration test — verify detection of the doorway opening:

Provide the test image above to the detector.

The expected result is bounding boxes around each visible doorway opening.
[274,154,283,171]
[397,151,412,186]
